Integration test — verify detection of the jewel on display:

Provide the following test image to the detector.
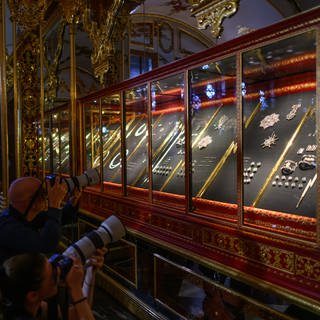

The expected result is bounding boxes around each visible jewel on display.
[198,135,213,149]
[260,113,280,129]
[261,132,278,148]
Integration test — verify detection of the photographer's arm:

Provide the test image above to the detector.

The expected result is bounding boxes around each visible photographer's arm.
[61,188,82,226]
[66,259,95,320]
[47,176,68,209]
[82,248,107,307]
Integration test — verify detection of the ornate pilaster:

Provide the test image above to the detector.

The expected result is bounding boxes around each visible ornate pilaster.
[59,0,86,175]
[8,1,48,176]
[190,0,240,39]
[18,34,41,175]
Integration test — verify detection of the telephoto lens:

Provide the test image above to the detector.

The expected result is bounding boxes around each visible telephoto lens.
[63,215,126,263]
[46,167,100,193]
[49,215,126,278]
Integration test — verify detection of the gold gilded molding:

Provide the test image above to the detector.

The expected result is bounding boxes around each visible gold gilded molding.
[190,0,240,38]
[6,51,13,89]
[59,0,84,24]
[296,255,320,281]
[18,34,40,175]
[203,229,295,273]
[8,0,47,30]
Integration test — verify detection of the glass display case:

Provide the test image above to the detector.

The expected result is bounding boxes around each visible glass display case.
[80,27,318,240]
[78,8,320,306]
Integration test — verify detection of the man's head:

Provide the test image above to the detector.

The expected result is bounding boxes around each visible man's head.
[0,253,58,311]
[8,177,47,219]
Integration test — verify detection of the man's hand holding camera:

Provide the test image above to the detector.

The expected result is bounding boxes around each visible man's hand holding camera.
[46,176,68,209]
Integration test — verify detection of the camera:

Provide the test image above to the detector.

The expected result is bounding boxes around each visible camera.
[49,215,126,278]
[46,167,100,193]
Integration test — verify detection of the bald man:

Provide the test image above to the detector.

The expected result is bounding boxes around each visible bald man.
[0,176,70,264]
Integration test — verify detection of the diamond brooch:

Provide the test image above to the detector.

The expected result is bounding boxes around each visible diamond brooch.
[198,135,213,149]
[261,132,278,148]
[260,113,280,129]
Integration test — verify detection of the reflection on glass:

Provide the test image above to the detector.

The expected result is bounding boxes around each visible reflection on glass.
[242,30,317,220]
[105,239,137,287]
[123,85,148,198]
[84,100,100,170]
[147,74,185,201]
[60,110,70,173]
[100,94,122,187]
[43,116,51,171]
[155,255,293,320]
[51,113,60,172]
[189,57,237,209]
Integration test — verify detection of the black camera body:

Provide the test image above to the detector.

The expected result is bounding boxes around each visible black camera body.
[49,254,73,279]
[46,174,57,187]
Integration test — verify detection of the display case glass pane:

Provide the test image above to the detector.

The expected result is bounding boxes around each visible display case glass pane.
[51,113,60,173]
[101,94,122,190]
[242,31,317,223]
[83,100,100,170]
[155,255,293,320]
[189,57,237,215]
[43,115,51,172]
[149,73,185,203]
[124,85,148,198]
[60,109,70,173]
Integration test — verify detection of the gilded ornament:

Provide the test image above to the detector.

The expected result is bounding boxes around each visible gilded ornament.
[190,0,240,38]
[59,0,84,24]
[8,0,47,30]
[82,0,124,83]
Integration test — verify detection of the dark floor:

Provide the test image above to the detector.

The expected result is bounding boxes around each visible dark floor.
[92,287,139,320]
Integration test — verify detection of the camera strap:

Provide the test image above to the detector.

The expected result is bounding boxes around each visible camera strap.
[47,288,69,320]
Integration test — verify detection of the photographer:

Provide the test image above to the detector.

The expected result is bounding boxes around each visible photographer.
[0,250,105,320]
[0,176,80,264]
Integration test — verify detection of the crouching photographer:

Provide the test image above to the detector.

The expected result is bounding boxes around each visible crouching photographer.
[0,201,125,320]
[0,248,107,320]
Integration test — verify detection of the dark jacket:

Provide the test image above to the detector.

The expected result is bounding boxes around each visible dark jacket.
[0,203,77,265]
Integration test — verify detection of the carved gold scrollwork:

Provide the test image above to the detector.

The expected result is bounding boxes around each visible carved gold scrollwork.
[190,0,240,38]
[18,35,40,175]
[59,0,85,24]
[8,0,47,30]
[44,21,66,104]
[82,0,124,84]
